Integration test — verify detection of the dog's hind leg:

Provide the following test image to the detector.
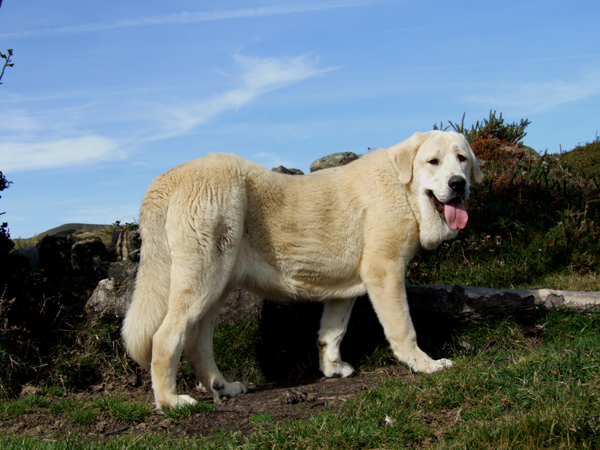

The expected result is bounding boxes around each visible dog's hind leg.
[150,250,235,409]
[318,297,356,378]
[184,295,247,402]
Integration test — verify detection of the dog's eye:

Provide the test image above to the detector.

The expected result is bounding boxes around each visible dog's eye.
[428,159,439,166]
[458,155,467,162]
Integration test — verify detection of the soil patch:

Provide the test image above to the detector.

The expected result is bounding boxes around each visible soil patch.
[0,366,412,443]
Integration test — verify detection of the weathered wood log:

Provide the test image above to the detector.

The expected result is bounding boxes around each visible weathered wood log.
[406,285,600,320]
[257,286,600,381]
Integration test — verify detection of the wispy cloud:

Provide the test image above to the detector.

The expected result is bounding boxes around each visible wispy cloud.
[0,0,396,39]
[141,55,335,142]
[465,73,600,113]
[0,55,332,172]
[0,136,121,172]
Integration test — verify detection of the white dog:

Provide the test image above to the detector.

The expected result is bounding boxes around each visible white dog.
[122,130,483,409]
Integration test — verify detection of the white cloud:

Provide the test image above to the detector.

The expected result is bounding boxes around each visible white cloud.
[0,55,331,171]
[0,0,397,39]
[465,73,600,113]
[0,136,121,172]
[0,111,43,133]
[141,55,334,142]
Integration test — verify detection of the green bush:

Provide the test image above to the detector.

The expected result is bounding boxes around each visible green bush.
[434,110,531,144]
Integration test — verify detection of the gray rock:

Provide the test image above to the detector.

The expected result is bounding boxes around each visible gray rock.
[37,230,106,274]
[69,232,106,273]
[271,165,304,175]
[7,245,40,269]
[37,230,75,274]
[86,260,139,319]
[106,229,141,262]
[501,144,541,161]
[310,152,359,172]
[87,264,264,325]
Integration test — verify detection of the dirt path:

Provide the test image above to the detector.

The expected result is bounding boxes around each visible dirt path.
[1,366,409,443]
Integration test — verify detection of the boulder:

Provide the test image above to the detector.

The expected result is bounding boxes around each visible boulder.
[86,266,264,324]
[36,229,106,275]
[500,144,541,161]
[86,260,139,319]
[310,152,359,172]
[106,229,141,262]
[36,230,75,275]
[7,245,40,269]
[69,232,106,273]
[271,165,304,175]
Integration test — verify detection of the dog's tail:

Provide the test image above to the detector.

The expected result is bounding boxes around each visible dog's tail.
[121,176,174,369]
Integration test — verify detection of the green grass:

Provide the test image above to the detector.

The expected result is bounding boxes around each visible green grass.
[213,317,263,385]
[164,401,216,420]
[2,309,599,449]
[250,412,274,424]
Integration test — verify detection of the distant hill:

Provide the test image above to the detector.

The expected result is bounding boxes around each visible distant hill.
[13,223,111,244]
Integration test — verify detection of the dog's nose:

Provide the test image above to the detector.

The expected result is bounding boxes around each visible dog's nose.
[448,176,466,192]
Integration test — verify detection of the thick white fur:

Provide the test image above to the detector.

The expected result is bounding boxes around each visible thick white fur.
[122,130,483,409]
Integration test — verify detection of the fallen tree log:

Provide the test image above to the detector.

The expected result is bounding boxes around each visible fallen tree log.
[257,286,600,381]
[406,285,600,320]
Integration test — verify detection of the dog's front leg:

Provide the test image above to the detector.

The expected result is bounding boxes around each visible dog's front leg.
[362,259,452,373]
[318,297,356,378]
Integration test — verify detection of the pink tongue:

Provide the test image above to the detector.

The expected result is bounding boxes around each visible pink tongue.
[445,199,468,230]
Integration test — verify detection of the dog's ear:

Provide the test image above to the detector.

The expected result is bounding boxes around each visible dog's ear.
[456,132,484,184]
[467,144,484,184]
[389,131,431,184]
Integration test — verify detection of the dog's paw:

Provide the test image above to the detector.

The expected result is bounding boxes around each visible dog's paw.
[211,380,247,400]
[156,394,197,410]
[321,360,355,378]
[411,357,453,374]
[222,381,247,398]
[176,394,199,406]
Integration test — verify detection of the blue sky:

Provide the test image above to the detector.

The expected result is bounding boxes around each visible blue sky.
[1,0,599,238]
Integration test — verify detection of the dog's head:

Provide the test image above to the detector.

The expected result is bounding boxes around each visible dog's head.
[388,130,483,248]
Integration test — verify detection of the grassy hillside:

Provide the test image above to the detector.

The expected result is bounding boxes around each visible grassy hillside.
[408,114,600,291]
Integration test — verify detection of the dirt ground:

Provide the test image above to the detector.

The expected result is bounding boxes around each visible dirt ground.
[0,365,411,443]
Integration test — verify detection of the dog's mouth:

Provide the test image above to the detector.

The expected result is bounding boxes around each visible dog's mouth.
[429,192,468,230]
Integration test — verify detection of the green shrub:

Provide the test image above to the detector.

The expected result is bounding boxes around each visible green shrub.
[434,110,531,144]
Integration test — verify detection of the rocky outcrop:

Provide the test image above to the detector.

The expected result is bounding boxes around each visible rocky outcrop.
[37,230,106,275]
[7,245,40,269]
[271,166,304,175]
[500,144,541,161]
[86,260,139,319]
[106,229,141,262]
[310,152,359,172]
[87,267,264,324]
